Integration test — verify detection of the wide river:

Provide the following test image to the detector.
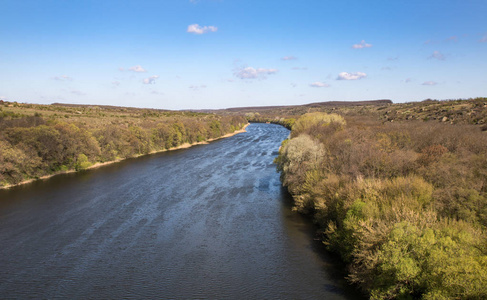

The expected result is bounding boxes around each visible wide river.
[0,123,362,299]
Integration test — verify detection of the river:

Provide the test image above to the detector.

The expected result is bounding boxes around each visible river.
[0,123,363,299]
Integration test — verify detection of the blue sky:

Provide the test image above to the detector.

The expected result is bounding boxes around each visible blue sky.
[1,0,486,110]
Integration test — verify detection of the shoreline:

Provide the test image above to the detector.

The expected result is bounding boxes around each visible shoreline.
[1,123,249,190]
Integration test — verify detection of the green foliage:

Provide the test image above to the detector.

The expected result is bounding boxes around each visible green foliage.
[75,154,92,170]
[291,112,346,138]
[275,109,487,299]
[276,134,326,199]
[0,105,247,187]
[369,221,487,299]
[0,140,42,184]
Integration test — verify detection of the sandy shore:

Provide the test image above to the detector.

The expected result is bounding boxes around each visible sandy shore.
[1,123,249,190]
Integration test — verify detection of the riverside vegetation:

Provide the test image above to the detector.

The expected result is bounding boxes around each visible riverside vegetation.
[274,102,487,299]
[0,102,246,187]
[2,98,487,298]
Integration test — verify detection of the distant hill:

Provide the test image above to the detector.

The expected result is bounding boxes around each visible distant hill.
[193,99,392,114]
[51,103,172,112]
[50,100,393,114]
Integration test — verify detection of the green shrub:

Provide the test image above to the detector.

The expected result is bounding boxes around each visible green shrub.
[75,154,92,170]
[291,112,346,138]
[276,134,326,196]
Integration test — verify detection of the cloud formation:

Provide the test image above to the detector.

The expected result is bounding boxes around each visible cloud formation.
[129,65,147,72]
[336,72,367,80]
[352,40,372,49]
[480,34,487,43]
[53,75,73,81]
[428,51,445,60]
[189,85,207,91]
[71,89,86,96]
[281,56,297,61]
[309,82,330,88]
[143,75,159,84]
[187,24,218,34]
[234,67,278,79]
[422,81,438,86]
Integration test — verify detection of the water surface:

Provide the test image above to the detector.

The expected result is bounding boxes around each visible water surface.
[0,123,362,299]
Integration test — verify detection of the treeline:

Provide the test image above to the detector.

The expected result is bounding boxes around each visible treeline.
[275,112,487,299]
[245,113,296,129]
[0,103,246,187]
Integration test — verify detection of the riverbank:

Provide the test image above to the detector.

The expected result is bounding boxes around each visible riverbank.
[275,112,487,299]
[0,123,249,190]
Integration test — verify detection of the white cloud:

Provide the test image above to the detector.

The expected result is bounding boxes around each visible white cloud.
[118,67,125,71]
[189,85,207,91]
[234,67,278,79]
[187,24,218,34]
[53,75,73,81]
[404,78,412,83]
[480,34,487,43]
[428,51,445,60]
[112,81,120,87]
[281,56,297,61]
[143,75,159,84]
[309,82,330,88]
[129,65,147,72]
[71,89,86,96]
[422,81,438,86]
[352,40,372,49]
[446,36,458,42]
[336,72,367,80]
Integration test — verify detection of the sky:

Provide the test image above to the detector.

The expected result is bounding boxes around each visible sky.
[0,0,486,110]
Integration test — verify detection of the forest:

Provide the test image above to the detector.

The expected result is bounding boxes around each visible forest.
[0,102,247,188]
[274,98,487,299]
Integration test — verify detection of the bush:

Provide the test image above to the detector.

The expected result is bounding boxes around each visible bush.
[276,134,326,198]
[291,112,346,138]
[75,154,92,170]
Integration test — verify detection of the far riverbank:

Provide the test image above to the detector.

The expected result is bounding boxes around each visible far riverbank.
[0,123,249,190]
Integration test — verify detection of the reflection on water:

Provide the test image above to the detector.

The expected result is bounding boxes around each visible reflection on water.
[0,123,363,299]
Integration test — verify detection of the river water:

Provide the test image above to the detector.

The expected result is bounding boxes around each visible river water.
[0,123,362,299]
